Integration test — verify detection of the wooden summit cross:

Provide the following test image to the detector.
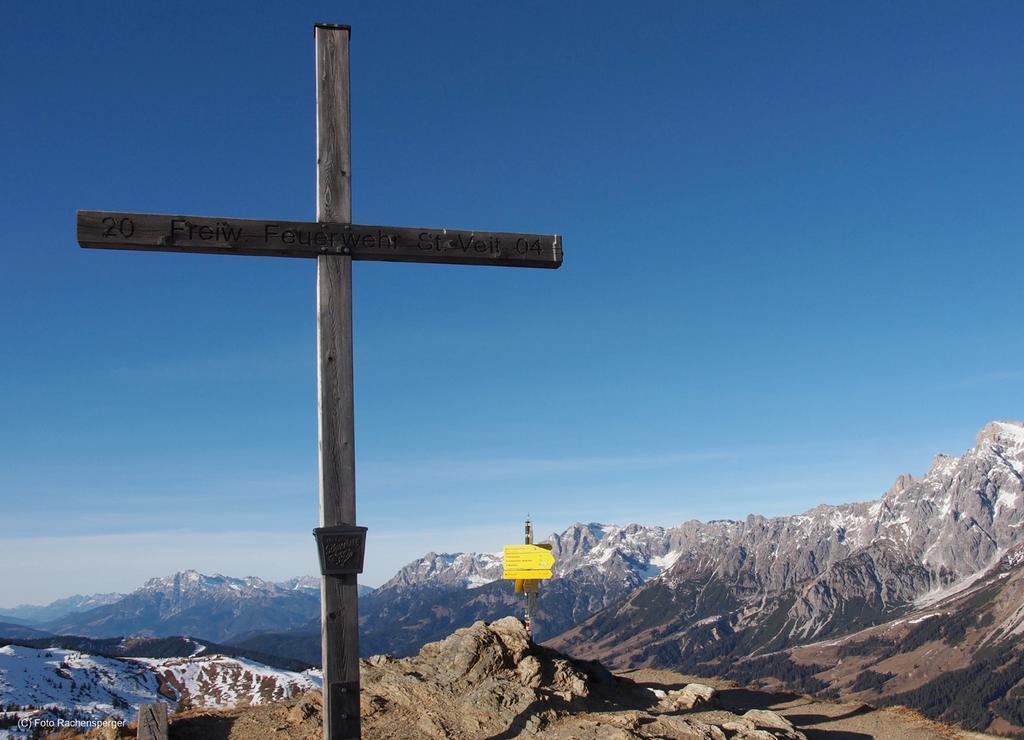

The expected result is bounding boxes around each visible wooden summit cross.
[76,24,561,740]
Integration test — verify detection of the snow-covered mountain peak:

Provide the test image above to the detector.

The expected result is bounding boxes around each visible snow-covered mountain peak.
[139,570,263,593]
[137,571,315,597]
[279,576,320,592]
[924,453,960,482]
[976,419,1024,448]
[377,551,503,591]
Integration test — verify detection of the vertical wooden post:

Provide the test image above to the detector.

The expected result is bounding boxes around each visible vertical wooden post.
[136,703,168,740]
[315,23,359,740]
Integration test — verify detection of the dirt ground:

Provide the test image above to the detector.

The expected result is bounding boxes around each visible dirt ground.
[123,669,1003,740]
[622,668,1001,740]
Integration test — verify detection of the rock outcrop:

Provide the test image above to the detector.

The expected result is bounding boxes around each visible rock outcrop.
[161,618,971,739]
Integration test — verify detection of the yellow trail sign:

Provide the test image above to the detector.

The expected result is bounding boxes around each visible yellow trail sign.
[503,544,556,570]
[504,569,552,580]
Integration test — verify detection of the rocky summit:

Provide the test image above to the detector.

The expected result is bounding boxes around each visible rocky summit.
[165,618,970,740]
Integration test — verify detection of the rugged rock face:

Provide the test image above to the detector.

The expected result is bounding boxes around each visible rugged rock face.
[787,539,1024,735]
[378,551,503,590]
[360,617,619,738]
[551,421,1024,672]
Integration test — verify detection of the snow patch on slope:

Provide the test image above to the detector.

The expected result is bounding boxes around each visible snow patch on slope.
[915,549,1005,608]
[0,645,162,728]
[0,645,320,734]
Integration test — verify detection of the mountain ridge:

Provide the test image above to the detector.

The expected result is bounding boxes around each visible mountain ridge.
[0,592,125,625]
[37,572,329,644]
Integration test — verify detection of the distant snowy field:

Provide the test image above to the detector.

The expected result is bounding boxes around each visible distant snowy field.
[0,644,320,738]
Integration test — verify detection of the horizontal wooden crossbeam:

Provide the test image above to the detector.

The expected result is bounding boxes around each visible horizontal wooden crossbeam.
[77,211,562,269]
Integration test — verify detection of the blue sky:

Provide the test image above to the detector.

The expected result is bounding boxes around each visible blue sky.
[2,1,1022,605]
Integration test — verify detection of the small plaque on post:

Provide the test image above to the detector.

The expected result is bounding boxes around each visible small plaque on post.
[314,525,367,575]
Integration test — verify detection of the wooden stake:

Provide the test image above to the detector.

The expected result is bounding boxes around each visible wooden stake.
[136,703,168,740]
[315,23,360,740]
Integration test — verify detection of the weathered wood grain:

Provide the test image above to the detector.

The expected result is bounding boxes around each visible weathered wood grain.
[136,703,168,740]
[315,22,361,740]
[76,210,562,268]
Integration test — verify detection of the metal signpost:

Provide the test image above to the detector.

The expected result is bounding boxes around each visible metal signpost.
[76,24,562,740]
[503,519,556,635]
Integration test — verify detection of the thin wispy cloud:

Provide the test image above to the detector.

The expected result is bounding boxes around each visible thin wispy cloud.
[948,370,1024,388]
[359,449,736,489]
